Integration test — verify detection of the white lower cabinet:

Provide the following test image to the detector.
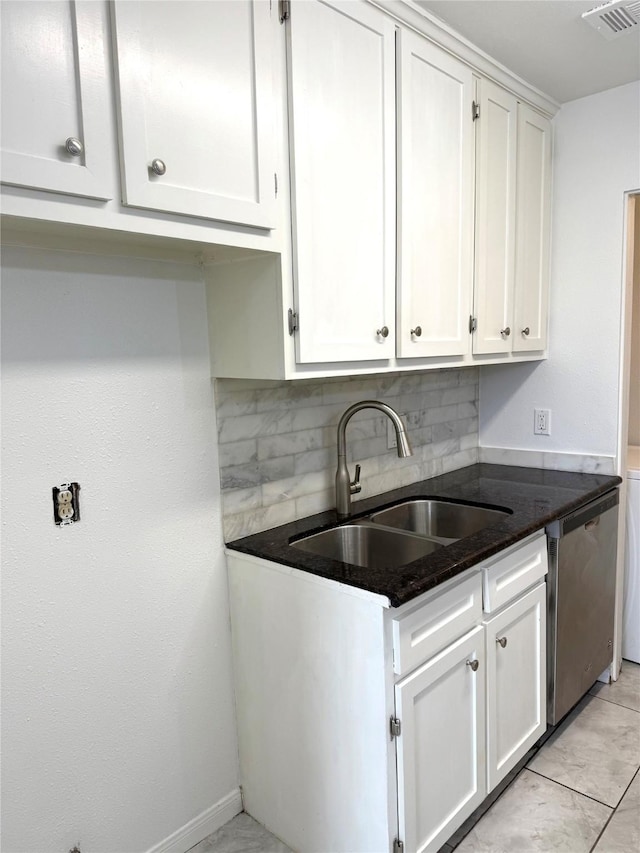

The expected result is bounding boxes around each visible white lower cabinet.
[227,532,548,853]
[484,583,547,791]
[395,626,486,853]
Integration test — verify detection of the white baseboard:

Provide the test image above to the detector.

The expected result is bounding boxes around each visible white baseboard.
[146,789,243,853]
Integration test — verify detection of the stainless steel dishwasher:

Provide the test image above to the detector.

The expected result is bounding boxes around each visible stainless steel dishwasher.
[546,488,619,725]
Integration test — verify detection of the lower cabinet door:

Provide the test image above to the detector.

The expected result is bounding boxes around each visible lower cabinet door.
[484,582,546,791]
[395,625,486,853]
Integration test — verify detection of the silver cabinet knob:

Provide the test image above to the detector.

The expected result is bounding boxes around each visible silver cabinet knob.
[376,326,389,339]
[522,327,530,336]
[466,659,479,672]
[410,326,422,338]
[150,158,167,176]
[496,636,508,648]
[65,137,83,157]
[500,326,511,338]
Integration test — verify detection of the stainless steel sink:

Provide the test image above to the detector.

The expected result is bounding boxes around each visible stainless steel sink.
[290,522,442,569]
[369,499,511,542]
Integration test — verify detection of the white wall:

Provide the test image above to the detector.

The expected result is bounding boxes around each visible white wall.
[1,247,239,852]
[480,81,640,460]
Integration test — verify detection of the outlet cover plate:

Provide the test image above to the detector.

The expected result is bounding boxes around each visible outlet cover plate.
[534,409,551,436]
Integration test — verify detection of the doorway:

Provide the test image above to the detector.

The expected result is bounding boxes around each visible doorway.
[614,192,640,677]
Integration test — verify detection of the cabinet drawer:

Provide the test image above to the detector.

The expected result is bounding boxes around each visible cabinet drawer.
[392,572,483,676]
[481,532,548,613]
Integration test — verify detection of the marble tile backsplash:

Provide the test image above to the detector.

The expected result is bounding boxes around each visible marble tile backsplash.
[215,369,479,541]
[478,446,616,475]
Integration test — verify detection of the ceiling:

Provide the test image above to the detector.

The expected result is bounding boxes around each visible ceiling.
[415,0,640,103]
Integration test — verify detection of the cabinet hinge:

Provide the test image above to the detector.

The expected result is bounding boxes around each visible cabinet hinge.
[274,172,278,197]
[393,839,404,853]
[469,315,477,333]
[288,308,298,335]
[390,717,401,739]
[279,0,290,23]
[472,100,480,121]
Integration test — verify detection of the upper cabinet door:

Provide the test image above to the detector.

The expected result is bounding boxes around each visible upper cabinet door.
[111,0,277,229]
[396,31,474,359]
[287,0,396,364]
[0,1,112,199]
[512,105,552,353]
[473,80,518,355]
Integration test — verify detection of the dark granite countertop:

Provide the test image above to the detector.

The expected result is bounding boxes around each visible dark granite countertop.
[226,463,621,607]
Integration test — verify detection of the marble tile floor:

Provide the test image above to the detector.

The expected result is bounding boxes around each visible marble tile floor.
[191,662,640,853]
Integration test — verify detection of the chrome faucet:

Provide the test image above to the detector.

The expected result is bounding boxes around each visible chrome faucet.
[335,400,413,518]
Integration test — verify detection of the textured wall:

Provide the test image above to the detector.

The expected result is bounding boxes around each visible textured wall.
[216,368,479,540]
[1,247,239,853]
[480,81,640,462]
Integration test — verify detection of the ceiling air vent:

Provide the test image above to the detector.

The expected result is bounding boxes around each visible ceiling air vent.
[582,0,640,40]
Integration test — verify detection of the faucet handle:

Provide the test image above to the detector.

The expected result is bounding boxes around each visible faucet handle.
[350,464,362,495]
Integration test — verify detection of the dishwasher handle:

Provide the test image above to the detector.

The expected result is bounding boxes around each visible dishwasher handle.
[546,489,619,539]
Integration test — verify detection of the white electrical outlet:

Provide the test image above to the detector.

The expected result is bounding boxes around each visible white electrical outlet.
[58,503,75,521]
[534,409,551,436]
[52,482,81,525]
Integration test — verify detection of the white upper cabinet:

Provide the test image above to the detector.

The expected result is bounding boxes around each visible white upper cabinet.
[111,0,277,229]
[0,1,112,200]
[513,104,552,353]
[473,79,518,355]
[287,0,396,364]
[396,31,475,359]
[472,83,552,358]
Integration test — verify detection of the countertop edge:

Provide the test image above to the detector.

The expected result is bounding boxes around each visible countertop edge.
[225,464,622,608]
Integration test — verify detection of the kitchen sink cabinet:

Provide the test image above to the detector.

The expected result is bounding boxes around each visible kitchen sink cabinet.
[395,625,486,853]
[226,530,548,853]
[0,0,112,200]
[484,583,547,791]
[472,78,552,357]
[111,0,278,229]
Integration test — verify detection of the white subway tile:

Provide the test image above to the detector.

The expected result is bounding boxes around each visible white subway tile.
[295,490,334,518]
[218,409,294,443]
[294,447,334,475]
[257,428,325,460]
[222,486,263,515]
[218,439,257,468]
[255,383,323,412]
[224,502,298,541]
[262,469,333,506]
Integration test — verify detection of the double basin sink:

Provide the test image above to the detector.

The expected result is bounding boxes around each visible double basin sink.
[291,499,512,570]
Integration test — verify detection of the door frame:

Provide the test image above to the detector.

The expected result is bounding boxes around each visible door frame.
[613,190,640,679]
